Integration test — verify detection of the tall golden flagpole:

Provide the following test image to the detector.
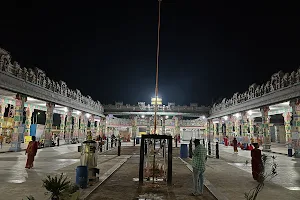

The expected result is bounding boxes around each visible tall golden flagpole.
[153,0,162,135]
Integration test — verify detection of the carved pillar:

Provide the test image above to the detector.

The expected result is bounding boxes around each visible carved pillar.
[146,116,151,134]
[65,108,73,144]
[260,106,271,151]
[95,120,100,136]
[204,121,208,139]
[248,117,255,142]
[218,119,223,143]
[290,99,300,157]
[131,115,137,138]
[162,117,166,135]
[90,115,95,138]
[0,101,5,136]
[213,121,218,141]
[10,94,26,151]
[79,114,87,141]
[73,115,79,139]
[174,116,181,136]
[225,118,230,136]
[60,114,66,140]
[282,112,292,144]
[242,112,249,143]
[24,106,33,137]
[234,116,241,137]
[208,119,213,142]
[44,102,55,147]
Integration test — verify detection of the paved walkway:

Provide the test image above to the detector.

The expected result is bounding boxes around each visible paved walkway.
[0,143,123,200]
[87,147,216,200]
[190,144,300,200]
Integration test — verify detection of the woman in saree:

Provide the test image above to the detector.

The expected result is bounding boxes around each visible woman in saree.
[25,136,38,169]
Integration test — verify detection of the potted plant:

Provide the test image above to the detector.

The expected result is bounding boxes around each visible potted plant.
[42,173,71,200]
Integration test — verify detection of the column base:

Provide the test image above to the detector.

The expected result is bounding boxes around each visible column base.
[262,144,271,152]
[44,139,52,148]
[9,142,22,152]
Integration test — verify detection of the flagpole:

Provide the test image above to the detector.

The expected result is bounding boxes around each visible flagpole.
[153,0,162,136]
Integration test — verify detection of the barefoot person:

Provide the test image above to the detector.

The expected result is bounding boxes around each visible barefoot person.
[192,139,207,196]
[251,143,262,181]
[25,136,38,169]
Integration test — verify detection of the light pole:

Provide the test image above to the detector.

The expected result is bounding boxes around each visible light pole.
[153,0,162,136]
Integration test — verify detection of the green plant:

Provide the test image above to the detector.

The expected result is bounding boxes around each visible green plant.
[244,154,278,200]
[42,173,71,200]
[23,196,35,200]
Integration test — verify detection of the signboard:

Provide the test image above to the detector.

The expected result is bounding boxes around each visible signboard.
[24,136,32,144]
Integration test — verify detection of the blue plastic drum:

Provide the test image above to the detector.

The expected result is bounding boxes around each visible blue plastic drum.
[76,166,88,188]
[180,144,188,158]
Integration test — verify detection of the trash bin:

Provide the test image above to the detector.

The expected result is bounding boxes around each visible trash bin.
[76,166,88,188]
[180,144,188,158]
[288,143,293,157]
[136,137,140,144]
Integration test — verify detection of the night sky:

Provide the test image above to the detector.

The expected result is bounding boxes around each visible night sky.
[1,1,299,106]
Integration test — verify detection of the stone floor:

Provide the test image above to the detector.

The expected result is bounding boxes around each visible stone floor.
[0,143,123,200]
[87,147,216,200]
[189,144,300,200]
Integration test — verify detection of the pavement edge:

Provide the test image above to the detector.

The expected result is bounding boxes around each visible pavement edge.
[80,155,131,200]
[179,157,229,200]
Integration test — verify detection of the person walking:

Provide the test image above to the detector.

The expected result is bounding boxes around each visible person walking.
[25,136,38,169]
[191,139,207,196]
[233,137,238,153]
[251,143,262,181]
[0,134,3,149]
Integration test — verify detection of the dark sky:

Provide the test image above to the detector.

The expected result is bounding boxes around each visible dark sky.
[1,1,299,106]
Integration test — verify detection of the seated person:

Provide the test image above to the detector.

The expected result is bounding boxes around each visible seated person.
[248,144,254,150]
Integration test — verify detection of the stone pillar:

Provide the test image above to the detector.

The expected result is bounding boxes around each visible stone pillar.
[282,112,292,144]
[290,99,300,157]
[44,102,55,147]
[73,115,79,139]
[79,114,87,141]
[146,116,151,134]
[131,115,137,138]
[260,106,271,151]
[162,117,166,135]
[174,116,181,137]
[65,108,73,144]
[90,115,95,138]
[248,117,255,142]
[0,101,5,136]
[24,106,33,137]
[10,94,26,151]
[225,118,230,137]
[95,120,100,136]
[60,114,66,140]
[234,116,241,136]
[218,119,223,143]
[208,119,214,142]
[242,112,249,143]
[213,121,218,141]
